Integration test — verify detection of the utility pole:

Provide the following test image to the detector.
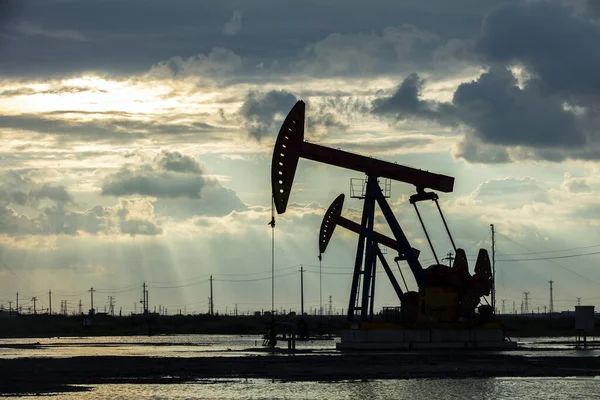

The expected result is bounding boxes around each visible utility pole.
[269,199,276,328]
[549,280,554,314]
[8,301,12,315]
[329,295,333,316]
[512,300,516,315]
[78,300,82,315]
[523,292,530,314]
[501,299,506,315]
[318,255,323,316]
[577,297,582,306]
[141,282,146,314]
[300,266,304,316]
[490,224,495,314]
[31,297,37,314]
[16,292,18,315]
[442,252,454,267]
[88,287,96,315]
[48,290,52,315]
[209,275,214,316]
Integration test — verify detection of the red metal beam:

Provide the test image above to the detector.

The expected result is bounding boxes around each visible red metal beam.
[302,141,454,193]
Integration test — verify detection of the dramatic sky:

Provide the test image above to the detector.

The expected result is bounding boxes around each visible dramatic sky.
[1,0,600,315]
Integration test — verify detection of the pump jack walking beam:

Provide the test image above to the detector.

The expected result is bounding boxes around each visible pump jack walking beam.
[272,101,454,215]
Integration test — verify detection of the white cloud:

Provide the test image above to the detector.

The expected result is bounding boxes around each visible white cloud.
[222,10,243,36]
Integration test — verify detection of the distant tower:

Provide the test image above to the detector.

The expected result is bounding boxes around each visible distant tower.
[549,280,554,314]
[328,295,333,316]
[523,292,530,314]
[501,299,506,315]
[577,297,582,307]
[209,275,214,316]
[108,296,115,316]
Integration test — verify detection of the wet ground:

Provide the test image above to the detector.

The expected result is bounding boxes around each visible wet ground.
[1,335,599,395]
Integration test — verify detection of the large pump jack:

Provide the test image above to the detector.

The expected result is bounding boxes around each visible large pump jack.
[272,100,493,328]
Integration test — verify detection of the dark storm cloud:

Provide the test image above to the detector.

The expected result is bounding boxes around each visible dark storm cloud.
[240,90,349,140]
[101,151,215,199]
[0,0,501,78]
[587,0,600,18]
[374,68,585,149]
[451,67,585,148]
[372,73,450,122]
[366,1,600,163]
[240,90,298,140]
[375,69,590,162]
[453,137,511,164]
[476,1,600,102]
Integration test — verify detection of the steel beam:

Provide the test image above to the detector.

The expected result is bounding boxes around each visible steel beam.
[375,246,404,302]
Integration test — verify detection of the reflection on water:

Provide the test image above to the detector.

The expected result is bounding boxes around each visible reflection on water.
[0,334,338,359]
[1,335,599,359]
[2,335,600,399]
[23,377,599,400]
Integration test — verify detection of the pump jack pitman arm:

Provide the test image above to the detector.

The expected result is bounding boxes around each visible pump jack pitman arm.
[272,100,454,215]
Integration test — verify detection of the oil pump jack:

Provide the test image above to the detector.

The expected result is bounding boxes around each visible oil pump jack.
[272,100,514,349]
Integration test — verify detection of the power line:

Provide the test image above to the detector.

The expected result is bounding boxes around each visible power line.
[499,243,600,257]
[497,233,600,285]
[218,272,298,283]
[0,258,34,294]
[497,250,600,262]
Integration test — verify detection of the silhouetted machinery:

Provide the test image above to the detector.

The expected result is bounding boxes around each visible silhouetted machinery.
[272,100,513,349]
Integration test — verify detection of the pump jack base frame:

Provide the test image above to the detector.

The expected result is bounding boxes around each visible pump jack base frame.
[336,324,517,350]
